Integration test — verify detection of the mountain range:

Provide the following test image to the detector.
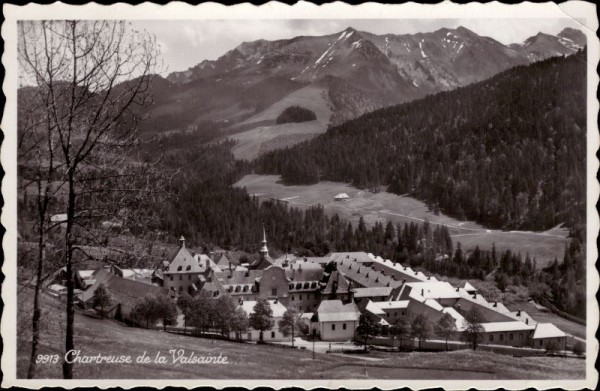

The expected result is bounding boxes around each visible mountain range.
[143,26,585,159]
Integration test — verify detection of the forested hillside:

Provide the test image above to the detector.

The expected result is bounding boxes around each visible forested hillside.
[254,51,587,231]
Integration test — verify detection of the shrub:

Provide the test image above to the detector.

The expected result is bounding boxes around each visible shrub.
[572,341,585,356]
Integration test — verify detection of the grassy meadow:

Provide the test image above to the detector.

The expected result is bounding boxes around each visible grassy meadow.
[234,174,569,267]
[16,288,585,380]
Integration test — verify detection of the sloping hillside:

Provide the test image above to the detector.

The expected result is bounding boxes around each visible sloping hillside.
[137,27,585,157]
[254,51,587,231]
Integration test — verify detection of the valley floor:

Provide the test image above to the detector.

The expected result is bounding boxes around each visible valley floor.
[234,174,569,268]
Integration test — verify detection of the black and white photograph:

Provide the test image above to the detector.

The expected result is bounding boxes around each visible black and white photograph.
[1,1,598,388]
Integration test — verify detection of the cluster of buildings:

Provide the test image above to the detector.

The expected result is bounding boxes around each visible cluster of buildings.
[46,231,568,350]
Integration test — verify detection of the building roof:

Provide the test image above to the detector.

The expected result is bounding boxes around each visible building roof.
[352,286,394,298]
[215,269,263,285]
[322,271,350,295]
[166,245,203,274]
[371,300,410,311]
[214,253,231,268]
[480,321,535,333]
[508,310,537,325]
[533,323,566,339]
[81,269,168,308]
[251,254,274,270]
[239,299,287,318]
[330,252,375,264]
[285,262,323,283]
[365,300,386,316]
[369,257,429,284]
[334,193,349,199]
[337,261,403,290]
[463,281,477,292]
[441,307,468,331]
[402,281,461,301]
[317,300,361,322]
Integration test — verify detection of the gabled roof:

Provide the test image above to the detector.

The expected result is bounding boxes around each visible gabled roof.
[167,246,202,273]
[337,261,403,289]
[365,300,386,316]
[352,286,394,298]
[322,271,350,294]
[370,300,410,311]
[402,281,461,301]
[508,310,537,325]
[251,254,274,270]
[285,262,323,283]
[330,252,375,264]
[215,253,231,268]
[194,254,222,273]
[533,323,566,339]
[317,300,361,322]
[81,269,168,307]
[463,281,477,292]
[215,269,263,285]
[480,321,535,333]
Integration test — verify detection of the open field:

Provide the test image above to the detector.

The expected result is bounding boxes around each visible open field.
[228,86,332,160]
[17,288,585,380]
[234,174,569,267]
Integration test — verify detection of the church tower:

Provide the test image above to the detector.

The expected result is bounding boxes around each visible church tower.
[259,226,269,261]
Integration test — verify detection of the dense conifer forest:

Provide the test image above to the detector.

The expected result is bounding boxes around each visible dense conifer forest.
[254,51,587,232]
[275,105,317,124]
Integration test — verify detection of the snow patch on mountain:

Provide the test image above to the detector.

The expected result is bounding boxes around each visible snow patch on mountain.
[419,41,428,58]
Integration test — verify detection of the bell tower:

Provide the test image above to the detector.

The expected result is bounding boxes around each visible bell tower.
[259,226,269,261]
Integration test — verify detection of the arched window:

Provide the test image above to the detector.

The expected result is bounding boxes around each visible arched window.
[303,282,309,289]
[177,266,182,271]
[235,285,241,292]
[296,283,302,290]
[489,335,494,342]
[499,334,504,341]
[186,265,191,271]
[311,282,317,289]
[243,285,249,292]
[289,283,294,290]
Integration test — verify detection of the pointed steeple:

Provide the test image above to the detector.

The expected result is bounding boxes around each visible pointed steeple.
[179,235,186,248]
[259,225,269,259]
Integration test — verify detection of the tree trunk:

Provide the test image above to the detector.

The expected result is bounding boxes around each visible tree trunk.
[28,198,47,379]
[62,171,76,380]
[291,323,295,348]
[259,330,263,342]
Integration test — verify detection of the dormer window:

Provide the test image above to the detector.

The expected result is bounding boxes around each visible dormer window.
[186,265,191,271]
[177,265,182,271]
[303,282,309,289]
[289,283,294,290]
[311,282,317,289]
[235,285,241,292]
[243,285,249,292]
[296,283,302,290]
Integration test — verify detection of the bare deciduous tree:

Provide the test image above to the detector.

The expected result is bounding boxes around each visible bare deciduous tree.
[18,20,163,379]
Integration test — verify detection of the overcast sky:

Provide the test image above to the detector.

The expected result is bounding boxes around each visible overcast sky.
[132,19,582,74]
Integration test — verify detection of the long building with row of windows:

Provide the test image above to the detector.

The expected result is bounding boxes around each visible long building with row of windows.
[149,233,569,348]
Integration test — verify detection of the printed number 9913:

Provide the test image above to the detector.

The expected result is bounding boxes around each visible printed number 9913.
[36,354,60,364]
